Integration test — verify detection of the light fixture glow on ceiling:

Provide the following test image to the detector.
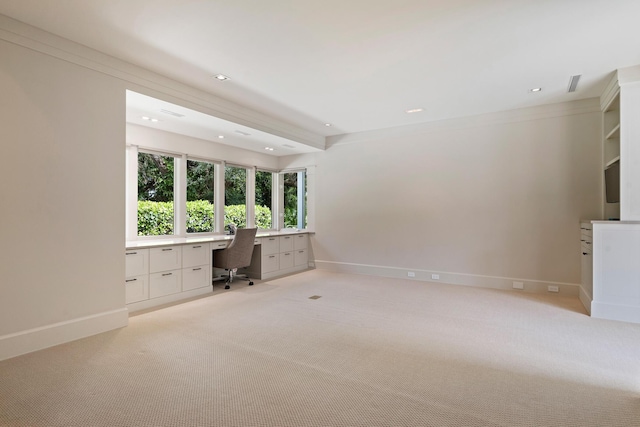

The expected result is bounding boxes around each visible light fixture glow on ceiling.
[325,123,332,127]
[142,116,150,120]
[405,108,423,114]
[218,135,224,139]
[264,147,274,151]
[213,74,230,81]
[529,87,542,93]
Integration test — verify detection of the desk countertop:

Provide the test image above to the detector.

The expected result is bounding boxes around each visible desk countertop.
[126,230,312,250]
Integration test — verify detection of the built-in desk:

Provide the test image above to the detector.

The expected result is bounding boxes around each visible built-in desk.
[125,231,311,312]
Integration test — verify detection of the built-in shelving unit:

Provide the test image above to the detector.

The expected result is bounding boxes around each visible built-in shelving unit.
[602,82,620,220]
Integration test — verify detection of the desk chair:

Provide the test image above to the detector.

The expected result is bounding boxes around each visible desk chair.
[213,227,257,289]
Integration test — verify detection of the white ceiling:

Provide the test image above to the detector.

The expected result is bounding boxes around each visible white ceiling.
[2,0,640,151]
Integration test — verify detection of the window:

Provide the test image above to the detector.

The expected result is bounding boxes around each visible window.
[186,159,215,233]
[137,152,175,236]
[283,170,306,229]
[255,170,274,229]
[225,165,247,229]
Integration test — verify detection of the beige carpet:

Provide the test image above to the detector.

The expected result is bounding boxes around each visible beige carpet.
[1,270,639,427]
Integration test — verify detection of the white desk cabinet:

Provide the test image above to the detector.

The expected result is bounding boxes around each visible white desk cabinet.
[182,243,210,292]
[247,233,310,280]
[149,246,181,273]
[125,249,149,304]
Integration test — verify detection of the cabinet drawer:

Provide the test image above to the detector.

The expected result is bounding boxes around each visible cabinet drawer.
[262,253,279,273]
[294,234,307,250]
[182,265,210,291]
[183,244,209,268]
[279,251,294,269]
[580,224,593,237]
[149,270,182,298]
[294,249,308,267]
[150,246,182,273]
[280,235,294,251]
[125,249,149,277]
[211,241,230,251]
[125,275,149,304]
[262,237,279,255]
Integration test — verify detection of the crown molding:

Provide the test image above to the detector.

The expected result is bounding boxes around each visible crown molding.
[327,98,601,147]
[0,14,325,150]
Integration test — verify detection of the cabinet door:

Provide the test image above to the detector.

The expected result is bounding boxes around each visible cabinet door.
[581,251,593,300]
[280,235,294,252]
[294,249,308,267]
[182,265,210,291]
[150,246,182,273]
[149,270,182,298]
[183,244,209,268]
[294,234,307,250]
[125,275,149,304]
[279,251,294,269]
[125,249,149,277]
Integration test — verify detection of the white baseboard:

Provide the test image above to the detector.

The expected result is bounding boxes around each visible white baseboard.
[315,260,580,296]
[578,286,592,314]
[591,301,640,324]
[0,308,128,362]
[126,286,212,313]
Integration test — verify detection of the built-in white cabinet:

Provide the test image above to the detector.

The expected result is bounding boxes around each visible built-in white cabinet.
[182,244,210,292]
[125,232,311,311]
[125,249,149,304]
[125,243,211,311]
[579,222,593,313]
[246,233,309,280]
[590,222,640,324]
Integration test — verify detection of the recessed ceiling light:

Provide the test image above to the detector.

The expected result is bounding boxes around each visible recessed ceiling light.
[218,135,225,139]
[235,130,251,136]
[141,116,150,120]
[405,108,423,114]
[325,123,332,127]
[264,147,274,151]
[529,87,542,93]
[213,74,230,81]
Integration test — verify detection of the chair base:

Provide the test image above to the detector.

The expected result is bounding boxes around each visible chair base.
[217,270,254,290]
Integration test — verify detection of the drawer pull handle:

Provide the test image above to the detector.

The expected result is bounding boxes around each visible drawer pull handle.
[269,255,276,259]
[582,252,589,255]
[162,273,172,276]
[217,243,226,247]
[585,242,591,245]
[193,268,202,271]
[269,238,276,241]
[192,245,202,249]
[298,251,304,253]
[126,252,137,255]
[284,236,291,239]
[284,252,291,256]
[162,248,173,252]
[125,278,137,283]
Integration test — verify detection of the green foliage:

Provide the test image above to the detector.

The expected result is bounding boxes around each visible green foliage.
[138,201,272,235]
[138,201,174,235]
[138,153,174,202]
[186,200,215,233]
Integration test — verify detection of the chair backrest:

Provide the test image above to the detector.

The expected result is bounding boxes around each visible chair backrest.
[215,228,257,269]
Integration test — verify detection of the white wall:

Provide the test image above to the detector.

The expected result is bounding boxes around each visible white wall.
[283,100,603,292]
[0,38,128,358]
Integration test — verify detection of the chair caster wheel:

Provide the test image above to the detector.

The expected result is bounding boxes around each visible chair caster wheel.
[249,281,254,286]
[224,285,230,290]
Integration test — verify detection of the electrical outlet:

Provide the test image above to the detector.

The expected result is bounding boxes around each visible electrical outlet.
[407,272,415,278]
[548,285,559,293]
[431,274,440,280]
[513,281,524,290]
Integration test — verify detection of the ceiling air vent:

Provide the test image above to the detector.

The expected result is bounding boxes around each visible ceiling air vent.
[159,109,185,118]
[567,75,581,93]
